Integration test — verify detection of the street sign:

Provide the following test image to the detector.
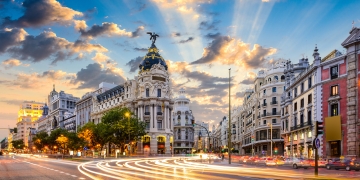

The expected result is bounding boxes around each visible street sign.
[83,146,88,150]
[262,150,265,155]
[313,138,320,149]
[127,144,131,151]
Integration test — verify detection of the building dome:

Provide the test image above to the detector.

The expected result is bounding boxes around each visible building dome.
[139,44,168,72]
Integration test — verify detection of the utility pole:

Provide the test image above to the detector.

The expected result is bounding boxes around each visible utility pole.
[228,68,231,164]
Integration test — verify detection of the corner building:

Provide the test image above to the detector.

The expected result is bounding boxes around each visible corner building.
[91,43,174,155]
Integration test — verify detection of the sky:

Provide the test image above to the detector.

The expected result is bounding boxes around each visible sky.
[0,0,359,140]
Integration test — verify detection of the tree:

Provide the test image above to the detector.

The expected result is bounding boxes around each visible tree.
[67,132,85,151]
[32,132,49,150]
[102,107,146,153]
[77,122,112,151]
[11,139,25,150]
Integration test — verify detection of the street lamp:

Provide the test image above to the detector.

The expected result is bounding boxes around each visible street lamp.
[267,122,273,157]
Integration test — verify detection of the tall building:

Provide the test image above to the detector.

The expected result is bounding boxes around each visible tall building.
[48,87,79,130]
[15,101,44,147]
[35,103,51,134]
[91,41,174,155]
[76,82,116,128]
[173,88,195,154]
[320,49,347,157]
[281,48,323,158]
[193,121,210,152]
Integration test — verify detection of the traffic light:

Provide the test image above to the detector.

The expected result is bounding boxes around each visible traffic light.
[274,147,278,154]
[191,119,195,127]
[251,135,254,142]
[315,121,324,136]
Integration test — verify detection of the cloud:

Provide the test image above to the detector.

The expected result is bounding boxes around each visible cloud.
[190,35,277,69]
[177,37,194,44]
[204,32,220,39]
[1,0,82,28]
[152,0,212,15]
[0,28,28,53]
[71,63,125,89]
[6,31,107,64]
[126,56,143,73]
[0,99,24,106]
[2,58,22,69]
[11,70,71,89]
[92,53,110,63]
[239,72,256,85]
[133,47,148,52]
[199,20,220,31]
[76,21,144,39]
[171,32,181,37]
[130,0,147,14]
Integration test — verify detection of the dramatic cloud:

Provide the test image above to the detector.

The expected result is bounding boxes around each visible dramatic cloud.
[171,32,181,37]
[152,0,212,15]
[0,28,28,53]
[6,31,107,64]
[204,32,220,39]
[239,72,256,85]
[199,20,220,30]
[177,37,194,44]
[1,0,82,28]
[126,56,143,73]
[92,53,110,63]
[191,35,277,69]
[71,63,125,89]
[133,47,148,52]
[10,70,71,89]
[2,58,22,69]
[76,21,144,39]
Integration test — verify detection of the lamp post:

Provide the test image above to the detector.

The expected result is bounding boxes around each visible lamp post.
[228,68,231,164]
[267,122,273,157]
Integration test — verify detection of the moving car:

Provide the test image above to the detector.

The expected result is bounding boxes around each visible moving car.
[326,159,360,171]
[308,159,326,167]
[290,158,311,169]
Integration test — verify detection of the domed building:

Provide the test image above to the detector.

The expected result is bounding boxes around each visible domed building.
[91,40,174,155]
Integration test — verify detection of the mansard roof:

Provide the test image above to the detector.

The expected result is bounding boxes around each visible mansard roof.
[96,85,125,102]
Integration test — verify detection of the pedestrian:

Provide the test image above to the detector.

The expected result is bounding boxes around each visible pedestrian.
[221,154,224,161]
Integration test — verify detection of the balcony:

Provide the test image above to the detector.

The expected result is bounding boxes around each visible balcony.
[144,112,150,115]
[246,121,252,126]
[157,112,163,115]
[261,112,281,117]
[262,103,267,107]
[246,113,252,118]
[270,101,278,105]
[290,120,312,131]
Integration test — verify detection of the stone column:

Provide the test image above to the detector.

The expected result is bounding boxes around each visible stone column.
[140,105,144,122]
[150,135,158,155]
[164,106,167,129]
[166,134,171,154]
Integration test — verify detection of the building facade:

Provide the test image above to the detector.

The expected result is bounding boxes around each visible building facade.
[15,101,44,147]
[281,47,323,159]
[91,42,174,155]
[173,88,195,154]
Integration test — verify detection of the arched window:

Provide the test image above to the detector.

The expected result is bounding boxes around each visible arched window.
[281,75,285,81]
[268,78,271,82]
[146,88,149,97]
[274,76,278,80]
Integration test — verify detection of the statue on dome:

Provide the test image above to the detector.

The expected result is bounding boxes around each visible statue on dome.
[147,32,159,45]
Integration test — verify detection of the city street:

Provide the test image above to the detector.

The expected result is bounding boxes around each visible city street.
[1,154,360,180]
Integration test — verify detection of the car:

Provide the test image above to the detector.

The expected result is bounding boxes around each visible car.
[326,159,360,171]
[308,159,326,167]
[290,158,311,169]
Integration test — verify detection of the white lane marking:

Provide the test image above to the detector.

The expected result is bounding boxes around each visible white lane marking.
[71,175,77,177]
[79,178,85,179]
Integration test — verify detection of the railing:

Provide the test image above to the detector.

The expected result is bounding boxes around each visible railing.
[257,105,260,109]
[261,112,281,117]
[270,101,278,105]
[290,121,312,131]
[246,113,252,118]
[144,112,150,115]
[262,103,267,107]
[246,121,252,126]
[157,112,163,115]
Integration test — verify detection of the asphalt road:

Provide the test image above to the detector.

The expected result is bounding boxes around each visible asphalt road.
[1,155,360,180]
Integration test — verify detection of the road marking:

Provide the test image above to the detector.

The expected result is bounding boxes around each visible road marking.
[71,175,77,177]
[79,178,85,179]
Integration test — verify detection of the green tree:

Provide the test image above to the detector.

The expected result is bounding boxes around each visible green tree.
[32,132,49,150]
[67,132,85,151]
[102,107,146,153]
[11,139,25,150]
[77,122,112,151]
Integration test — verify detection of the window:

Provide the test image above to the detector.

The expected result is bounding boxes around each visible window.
[294,134,298,140]
[330,85,338,96]
[330,66,338,79]
[263,99,266,105]
[294,102,297,111]
[300,114,304,124]
[157,120,162,129]
[157,89,161,97]
[308,110,312,122]
[308,77,312,88]
[146,88,150,97]
[308,131,312,137]
[301,83,304,93]
[272,108,277,115]
[263,110,266,116]
[145,121,150,129]
[263,120,267,125]
[145,106,150,115]
[274,76,278,80]
[294,87,298,97]
[308,94,312,104]
[330,104,338,116]
[272,87,276,92]
[281,75,285,81]
[272,119,276,124]
[272,97,277,104]
[263,89,266,94]
[300,99,304,108]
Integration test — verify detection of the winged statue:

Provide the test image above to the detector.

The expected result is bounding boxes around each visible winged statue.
[147,32,159,45]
